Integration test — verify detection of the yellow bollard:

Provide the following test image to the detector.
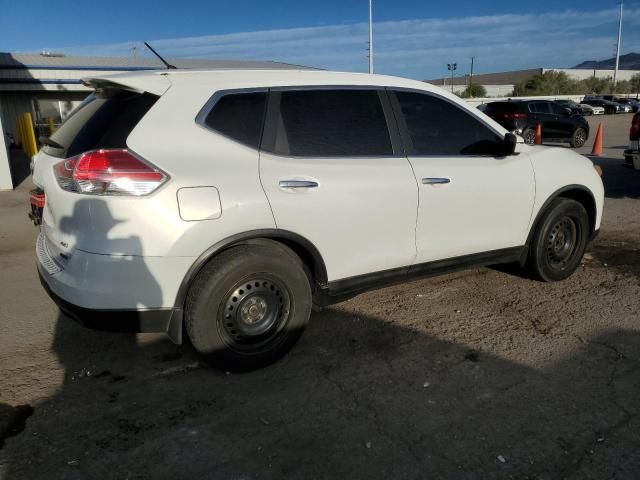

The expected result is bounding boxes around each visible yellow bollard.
[22,112,38,157]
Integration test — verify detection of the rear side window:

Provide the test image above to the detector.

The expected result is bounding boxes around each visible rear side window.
[203,91,267,148]
[265,89,392,156]
[44,90,158,159]
[393,91,502,156]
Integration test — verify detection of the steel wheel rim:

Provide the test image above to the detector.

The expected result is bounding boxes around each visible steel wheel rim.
[546,216,578,270]
[219,275,291,352]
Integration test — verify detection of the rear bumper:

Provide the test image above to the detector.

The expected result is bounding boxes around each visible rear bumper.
[623,149,640,169]
[38,268,183,342]
[35,231,190,342]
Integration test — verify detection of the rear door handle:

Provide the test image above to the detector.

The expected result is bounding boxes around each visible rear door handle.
[279,180,319,189]
[422,177,450,185]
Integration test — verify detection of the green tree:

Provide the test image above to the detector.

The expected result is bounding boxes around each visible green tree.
[580,76,611,95]
[629,74,640,97]
[512,71,579,96]
[459,84,487,98]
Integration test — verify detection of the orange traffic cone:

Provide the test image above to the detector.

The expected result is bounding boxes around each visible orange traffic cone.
[534,123,542,144]
[591,123,603,156]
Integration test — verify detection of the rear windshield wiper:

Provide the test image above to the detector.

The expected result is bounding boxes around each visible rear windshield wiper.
[39,136,64,149]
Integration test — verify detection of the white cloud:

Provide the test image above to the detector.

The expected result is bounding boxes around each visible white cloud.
[56,6,640,79]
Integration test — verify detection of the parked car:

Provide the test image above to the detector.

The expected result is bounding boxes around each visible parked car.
[624,111,640,168]
[484,100,590,147]
[580,103,605,115]
[609,97,639,113]
[31,70,604,370]
[554,99,593,116]
[581,98,625,114]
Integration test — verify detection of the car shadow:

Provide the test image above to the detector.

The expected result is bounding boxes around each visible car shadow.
[2,187,640,479]
[2,306,639,479]
[590,155,640,199]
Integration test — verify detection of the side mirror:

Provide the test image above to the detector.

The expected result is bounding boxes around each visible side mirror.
[564,108,572,116]
[499,132,517,156]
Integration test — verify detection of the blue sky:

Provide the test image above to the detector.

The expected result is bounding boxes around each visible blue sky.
[2,1,639,79]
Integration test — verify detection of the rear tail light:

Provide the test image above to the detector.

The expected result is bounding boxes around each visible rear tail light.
[53,149,167,196]
[503,113,526,119]
[490,113,526,120]
[630,114,640,141]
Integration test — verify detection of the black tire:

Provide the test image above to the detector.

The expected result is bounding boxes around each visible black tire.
[522,128,536,145]
[570,127,587,148]
[527,198,589,282]
[185,242,312,371]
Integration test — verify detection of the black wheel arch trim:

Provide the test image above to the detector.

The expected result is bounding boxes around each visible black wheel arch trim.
[522,184,597,263]
[174,229,328,311]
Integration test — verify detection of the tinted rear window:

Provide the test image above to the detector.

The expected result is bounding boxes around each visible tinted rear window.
[265,89,392,157]
[44,90,158,159]
[203,91,267,148]
[484,102,520,114]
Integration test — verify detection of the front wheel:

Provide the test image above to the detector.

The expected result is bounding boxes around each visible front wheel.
[527,198,589,282]
[570,127,587,148]
[185,242,312,371]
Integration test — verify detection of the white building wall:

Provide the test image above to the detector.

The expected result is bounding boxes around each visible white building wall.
[0,97,12,190]
[544,68,640,81]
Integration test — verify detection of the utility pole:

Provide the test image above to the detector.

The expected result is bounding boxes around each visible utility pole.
[613,1,623,90]
[470,56,475,96]
[368,0,374,74]
[447,63,457,93]
[131,46,137,60]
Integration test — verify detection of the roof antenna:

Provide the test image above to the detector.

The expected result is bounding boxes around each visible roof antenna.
[143,42,176,69]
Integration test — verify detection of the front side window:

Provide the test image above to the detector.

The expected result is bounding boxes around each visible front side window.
[266,89,392,156]
[393,91,502,156]
[530,102,551,114]
[550,103,568,115]
[203,91,267,149]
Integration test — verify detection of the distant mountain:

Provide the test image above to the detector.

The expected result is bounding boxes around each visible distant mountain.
[574,53,640,70]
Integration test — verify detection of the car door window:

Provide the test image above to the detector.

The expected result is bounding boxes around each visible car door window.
[264,89,392,156]
[530,102,551,114]
[392,90,502,156]
[550,103,568,115]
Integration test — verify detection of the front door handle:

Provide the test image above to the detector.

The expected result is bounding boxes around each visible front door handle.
[422,177,450,185]
[279,180,319,189]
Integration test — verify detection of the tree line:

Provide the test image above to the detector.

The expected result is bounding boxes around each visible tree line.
[510,71,640,97]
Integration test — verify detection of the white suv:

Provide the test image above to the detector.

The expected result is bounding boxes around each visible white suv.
[32,69,604,370]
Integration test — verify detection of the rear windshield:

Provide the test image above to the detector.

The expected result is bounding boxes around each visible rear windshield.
[484,102,520,114]
[44,89,158,158]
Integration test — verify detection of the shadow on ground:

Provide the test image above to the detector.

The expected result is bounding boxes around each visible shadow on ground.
[591,155,640,199]
[1,308,639,479]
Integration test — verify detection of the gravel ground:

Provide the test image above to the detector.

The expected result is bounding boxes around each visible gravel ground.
[1,114,639,479]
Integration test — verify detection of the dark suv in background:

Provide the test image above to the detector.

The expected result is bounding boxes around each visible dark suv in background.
[554,99,593,116]
[484,100,590,147]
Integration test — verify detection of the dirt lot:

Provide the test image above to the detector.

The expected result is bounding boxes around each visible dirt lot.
[1,114,639,479]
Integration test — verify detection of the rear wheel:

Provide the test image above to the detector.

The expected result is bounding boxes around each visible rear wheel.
[527,198,589,282]
[570,127,587,148]
[522,128,536,145]
[185,243,312,371]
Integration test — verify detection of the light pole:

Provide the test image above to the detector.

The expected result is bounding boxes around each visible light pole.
[368,0,374,74]
[613,1,623,90]
[469,56,475,96]
[447,63,457,93]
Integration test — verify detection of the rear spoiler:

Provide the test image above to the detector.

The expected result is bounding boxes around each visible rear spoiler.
[81,72,171,96]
